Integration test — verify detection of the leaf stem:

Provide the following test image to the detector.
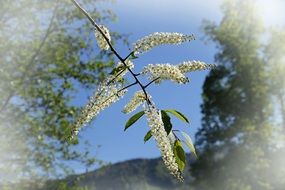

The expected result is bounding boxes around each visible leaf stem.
[144,77,160,89]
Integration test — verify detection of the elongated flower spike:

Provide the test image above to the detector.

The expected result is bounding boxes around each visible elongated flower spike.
[71,83,126,139]
[142,63,189,84]
[133,32,195,55]
[71,59,133,138]
[177,60,216,73]
[123,90,150,114]
[94,25,111,50]
[144,102,183,181]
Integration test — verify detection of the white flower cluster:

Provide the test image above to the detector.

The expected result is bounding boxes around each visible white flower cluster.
[133,32,195,55]
[95,25,111,50]
[177,60,216,73]
[168,131,176,147]
[142,64,189,84]
[122,90,150,113]
[71,59,134,138]
[144,103,183,181]
[71,83,126,138]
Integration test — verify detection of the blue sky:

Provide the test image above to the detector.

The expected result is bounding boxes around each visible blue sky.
[74,0,285,172]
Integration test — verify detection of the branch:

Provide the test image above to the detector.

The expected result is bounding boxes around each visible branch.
[144,77,160,89]
[70,0,152,104]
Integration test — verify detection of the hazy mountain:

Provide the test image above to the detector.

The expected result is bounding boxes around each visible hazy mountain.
[1,155,196,190]
[46,155,196,190]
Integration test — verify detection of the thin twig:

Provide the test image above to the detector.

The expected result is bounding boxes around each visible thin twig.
[124,51,135,61]
[144,77,160,89]
[70,0,152,104]
[118,81,138,94]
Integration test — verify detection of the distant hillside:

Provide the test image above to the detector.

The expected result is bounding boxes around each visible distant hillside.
[45,155,196,190]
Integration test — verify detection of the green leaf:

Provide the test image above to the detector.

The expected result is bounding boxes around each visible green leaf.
[130,52,139,59]
[124,111,144,131]
[181,131,197,158]
[174,140,186,171]
[109,65,127,75]
[164,109,189,123]
[161,110,172,134]
[144,130,152,143]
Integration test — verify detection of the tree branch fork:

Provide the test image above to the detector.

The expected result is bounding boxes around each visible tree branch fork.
[70,0,156,104]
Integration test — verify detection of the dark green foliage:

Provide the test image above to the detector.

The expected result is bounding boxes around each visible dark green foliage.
[161,110,173,134]
[174,140,186,171]
[124,111,145,131]
[143,130,152,143]
[164,109,189,123]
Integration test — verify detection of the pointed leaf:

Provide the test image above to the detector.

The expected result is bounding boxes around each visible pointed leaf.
[174,140,186,171]
[161,110,172,134]
[181,131,197,158]
[144,130,152,143]
[124,111,144,131]
[164,109,189,123]
[130,52,139,59]
[109,65,127,75]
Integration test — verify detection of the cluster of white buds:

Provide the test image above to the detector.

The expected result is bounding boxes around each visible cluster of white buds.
[94,25,111,50]
[177,60,216,73]
[122,90,150,113]
[144,102,183,181]
[168,131,176,147]
[133,32,195,55]
[142,63,189,84]
[71,83,126,138]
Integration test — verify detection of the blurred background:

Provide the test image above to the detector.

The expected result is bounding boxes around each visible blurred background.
[0,0,285,189]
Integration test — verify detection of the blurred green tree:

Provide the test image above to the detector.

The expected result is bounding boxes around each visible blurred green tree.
[0,0,121,188]
[265,30,285,130]
[191,0,273,189]
[264,29,285,190]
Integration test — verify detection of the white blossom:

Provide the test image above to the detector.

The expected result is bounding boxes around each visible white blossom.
[144,102,183,181]
[168,131,176,147]
[133,32,195,55]
[142,63,189,84]
[94,25,111,50]
[71,83,126,138]
[177,60,216,73]
[122,90,150,114]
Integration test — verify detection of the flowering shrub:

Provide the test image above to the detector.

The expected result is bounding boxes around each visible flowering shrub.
[70,0,215,181]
